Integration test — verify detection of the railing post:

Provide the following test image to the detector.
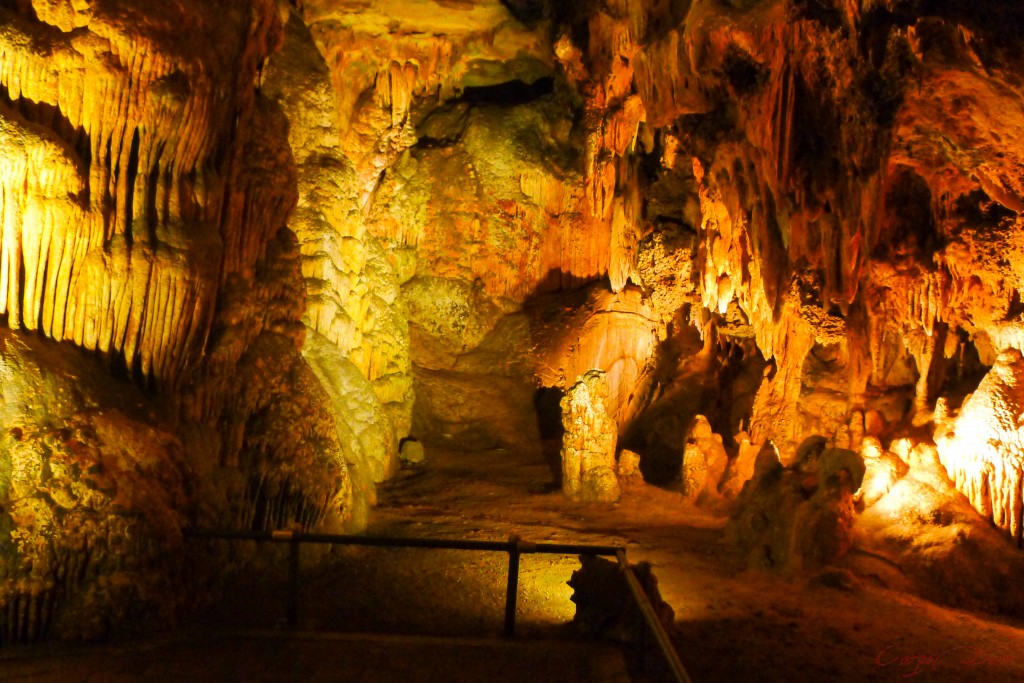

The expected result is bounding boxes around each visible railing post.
[503,534,521,637]
[287,533,300,628]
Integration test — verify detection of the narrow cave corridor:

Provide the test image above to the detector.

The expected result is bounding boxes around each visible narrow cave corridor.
[3,0,1024,681]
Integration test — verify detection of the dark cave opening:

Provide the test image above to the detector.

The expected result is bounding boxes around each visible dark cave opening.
[535,385,565,486]
[459,77,555,106]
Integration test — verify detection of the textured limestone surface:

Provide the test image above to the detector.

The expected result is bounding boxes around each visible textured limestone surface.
[856,440,1024,615]
[936,349,1024,543]
[728,437,860,574]
[262,11,409,482]
[560,370,621,503]
[0,329,198,642]
[680,415,728,502]
[0,0,388,642]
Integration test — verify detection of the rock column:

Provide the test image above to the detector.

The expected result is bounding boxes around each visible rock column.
[560,370,621,502]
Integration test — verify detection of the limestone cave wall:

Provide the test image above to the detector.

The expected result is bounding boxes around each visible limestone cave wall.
[0,0,400,642]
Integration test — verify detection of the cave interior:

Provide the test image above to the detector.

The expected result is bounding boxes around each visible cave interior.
[3,0,1024,680]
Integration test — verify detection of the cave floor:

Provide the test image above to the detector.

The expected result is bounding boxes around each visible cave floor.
[345,445,1024,683]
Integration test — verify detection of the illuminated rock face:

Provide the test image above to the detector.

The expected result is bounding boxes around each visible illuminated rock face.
[937,350,1024,544]
[333,0,1022,505]
[533,286,660,428]
[0,0,300,383]
[260,12,409,484]
[857,438,1024,614]
[540,0,1024,535]
[857,437,908,509]
[0,0,380,641]
[0,329,197,641]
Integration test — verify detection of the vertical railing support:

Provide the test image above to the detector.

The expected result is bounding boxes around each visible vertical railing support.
[279,530,300,628]
[503,534,521,637]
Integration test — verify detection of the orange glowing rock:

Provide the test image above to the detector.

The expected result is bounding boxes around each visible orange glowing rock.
[680,415,728,502]
[561,369,621,503]
[937,349,1024,543]
[0,0,288,383]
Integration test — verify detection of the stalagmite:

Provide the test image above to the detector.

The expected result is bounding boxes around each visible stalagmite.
[680,415,729,502]
[560,370,621,503]
[936,350,1024,545]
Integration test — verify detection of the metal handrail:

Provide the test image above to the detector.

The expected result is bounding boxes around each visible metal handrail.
[616,550,693,683]
[185,528,691,682]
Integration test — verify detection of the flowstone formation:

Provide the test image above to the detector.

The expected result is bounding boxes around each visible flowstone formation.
[854,436,1024,614]
[560,370,621,503]
[260,11,410,490]
[936,349,1024,543]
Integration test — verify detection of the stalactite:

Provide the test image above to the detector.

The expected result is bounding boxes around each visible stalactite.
[0,2,284,385]
[0,581,56,646]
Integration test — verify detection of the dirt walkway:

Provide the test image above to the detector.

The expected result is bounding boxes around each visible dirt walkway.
[345,446,1024,683]
[193,444,1024,681]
